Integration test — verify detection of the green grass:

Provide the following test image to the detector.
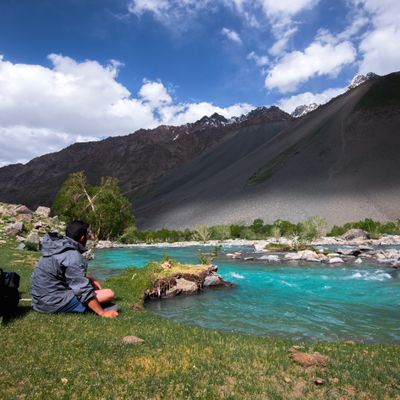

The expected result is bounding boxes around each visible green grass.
[1,241,400,399]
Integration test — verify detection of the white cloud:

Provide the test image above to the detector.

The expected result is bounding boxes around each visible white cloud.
[128,0,169,17]
[0,54,253,166]
[128,0,214,30]
[128,0,319,53]
[258,0,319,17]
[221,27,242,45]
[247,51,269,67]
[278,86,347,113]
[265,40,356,93]
[354,0,400,75]
[139,79,173,107]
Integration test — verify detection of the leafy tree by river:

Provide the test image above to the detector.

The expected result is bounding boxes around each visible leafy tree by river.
[53,171,135,240]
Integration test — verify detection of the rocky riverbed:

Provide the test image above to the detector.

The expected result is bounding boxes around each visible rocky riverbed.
[2,201,400,269]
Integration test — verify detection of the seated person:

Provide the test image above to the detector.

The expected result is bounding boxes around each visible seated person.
[30,220,118,318]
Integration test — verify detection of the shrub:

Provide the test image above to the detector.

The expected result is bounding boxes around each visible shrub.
[210,225,231,240]
[193,225,211,242]
[270,226,281,239]
[299,216,328,240]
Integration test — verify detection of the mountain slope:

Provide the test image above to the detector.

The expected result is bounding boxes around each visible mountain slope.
[0,107,291,209]
[134,72,400,229]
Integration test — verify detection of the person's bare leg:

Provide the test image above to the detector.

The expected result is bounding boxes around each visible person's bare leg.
[95,288,115,304]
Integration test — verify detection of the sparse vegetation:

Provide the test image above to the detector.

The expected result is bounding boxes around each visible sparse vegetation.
[115,217,400,244]
[328,218,400,238]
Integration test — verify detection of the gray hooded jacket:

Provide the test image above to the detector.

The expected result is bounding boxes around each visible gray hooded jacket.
[30,232,95,313]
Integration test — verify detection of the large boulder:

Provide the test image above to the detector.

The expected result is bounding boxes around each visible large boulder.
[203,274,224,287]
[0,204,13,217]
[16,213,32,222]
[35,206,51,217]
[342,229,370,241]
[174,278,198,295]
[14,205,33,215]
[6,221,24,235]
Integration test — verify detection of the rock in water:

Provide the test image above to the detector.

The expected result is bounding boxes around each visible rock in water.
[329,257,344,264]
[174,278,198,295]
[204,274,223,287]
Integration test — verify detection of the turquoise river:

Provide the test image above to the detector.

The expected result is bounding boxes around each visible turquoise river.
[90,246,400,343]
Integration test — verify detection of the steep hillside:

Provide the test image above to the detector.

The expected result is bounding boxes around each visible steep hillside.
[0,107,291,209]
[134,72,400,229]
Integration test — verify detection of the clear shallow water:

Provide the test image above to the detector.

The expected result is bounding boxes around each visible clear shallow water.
[91,246,400,343]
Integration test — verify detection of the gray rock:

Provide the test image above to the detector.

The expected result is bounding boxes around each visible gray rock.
[259,255,280,262]
[164,287,183,298]
[6,221,24,235]
[16,213,32,222]
[26,234,40,245]
[174,278,198,295]
[35,206,51,217]
[244,257,254,261]
[355,258,363,264]
[122,336,144,345]
[16,243,26,251]
[329,257,344,264]
[203,274,223,287]
[342,229,369,241]
[14,205,32,215]
[284,252,302,260]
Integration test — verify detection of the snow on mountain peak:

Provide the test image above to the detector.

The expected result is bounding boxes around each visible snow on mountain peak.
[349,72,379,89]
[291,103,319,118]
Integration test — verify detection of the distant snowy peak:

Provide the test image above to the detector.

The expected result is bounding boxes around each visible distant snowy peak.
[291,103,319,118]
[348,72,379,89]
[193,107,290,129]
[195,113,229,129]
[241,106,292,123]
[168,106,291,142]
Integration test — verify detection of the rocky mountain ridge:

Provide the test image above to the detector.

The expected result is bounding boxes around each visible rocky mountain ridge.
[0,106,291,209]
[291,72,380,119]
[134,72,400,229]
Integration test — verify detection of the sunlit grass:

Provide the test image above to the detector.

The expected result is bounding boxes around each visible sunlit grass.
[1,241,399,399]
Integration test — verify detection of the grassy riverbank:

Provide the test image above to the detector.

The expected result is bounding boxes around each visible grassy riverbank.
[1,241,400,399]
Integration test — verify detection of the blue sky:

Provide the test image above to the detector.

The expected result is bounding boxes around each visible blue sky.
[0,0,400,165]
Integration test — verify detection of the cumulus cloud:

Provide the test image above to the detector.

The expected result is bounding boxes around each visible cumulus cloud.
[0,54,253,166]
[221,28,242,45]
[355,0,400,74]
[278,87,347,113]
[265,40,356,93]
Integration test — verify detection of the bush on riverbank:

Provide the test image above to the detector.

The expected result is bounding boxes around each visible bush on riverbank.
[328,218,400,238]
[122,217,400,244]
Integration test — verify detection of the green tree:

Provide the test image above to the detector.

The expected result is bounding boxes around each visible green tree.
[193,225,211,242]
[53,172,135,240]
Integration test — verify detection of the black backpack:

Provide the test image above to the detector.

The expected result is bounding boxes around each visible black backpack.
[0,269,20,317]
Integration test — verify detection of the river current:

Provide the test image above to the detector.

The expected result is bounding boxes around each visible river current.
[90,245,400,343]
